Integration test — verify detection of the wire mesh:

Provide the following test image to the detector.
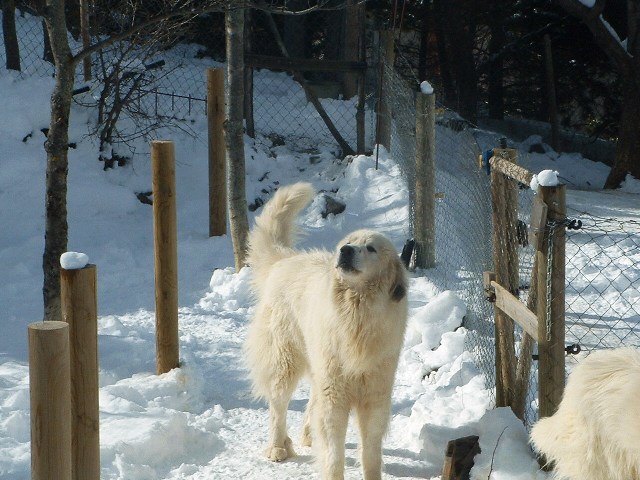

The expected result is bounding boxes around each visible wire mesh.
[565,212,640,352]
[378,55,498,407]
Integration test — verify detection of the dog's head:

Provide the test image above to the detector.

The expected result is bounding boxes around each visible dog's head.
[335,229,407,302]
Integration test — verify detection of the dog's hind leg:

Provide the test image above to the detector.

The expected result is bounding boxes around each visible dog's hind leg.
[263,333,305,461]
[264,391,296,461]
[301,389,315,447]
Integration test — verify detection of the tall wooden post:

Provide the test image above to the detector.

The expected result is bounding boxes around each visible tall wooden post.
[152,140,180,374]
[207,68,227,237]
[29,321,72,480]
[537,184,566,419]
[60,264,100,480]
[490,148,519,407]
[414,91,436,268]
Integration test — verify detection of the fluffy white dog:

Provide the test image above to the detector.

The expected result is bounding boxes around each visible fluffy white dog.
[244,182,408,480]
[530,347,640,480]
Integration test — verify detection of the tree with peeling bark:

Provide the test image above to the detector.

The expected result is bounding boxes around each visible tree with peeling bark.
[225,5,250,271]
[39,0,225,321]
[556,0,640,188]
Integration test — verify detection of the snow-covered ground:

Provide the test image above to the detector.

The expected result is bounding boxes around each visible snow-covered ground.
[2,14,640,479]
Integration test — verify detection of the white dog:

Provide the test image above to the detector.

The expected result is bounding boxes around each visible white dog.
[530,347,640,480]
[244,182,408,480]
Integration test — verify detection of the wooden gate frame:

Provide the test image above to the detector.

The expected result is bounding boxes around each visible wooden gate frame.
[484,149,566,421]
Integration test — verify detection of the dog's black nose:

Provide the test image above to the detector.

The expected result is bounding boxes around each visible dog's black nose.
[340,245,354,258]
[337,245,356,272]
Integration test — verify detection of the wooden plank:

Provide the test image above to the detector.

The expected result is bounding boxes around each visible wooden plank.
[492,281,539,342]
[489,153,534,186]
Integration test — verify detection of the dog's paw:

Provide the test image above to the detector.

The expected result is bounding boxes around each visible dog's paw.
[264,437,296,462]
[264,446,289,462]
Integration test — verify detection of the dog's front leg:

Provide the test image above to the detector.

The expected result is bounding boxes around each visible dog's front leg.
[313,388,349,480]
[356,398,391,480]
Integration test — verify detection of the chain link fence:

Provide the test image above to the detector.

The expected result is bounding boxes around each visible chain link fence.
[2,4,378,156]
[565,212,640,351]
[378,55,498,404]
[379,45,640,431]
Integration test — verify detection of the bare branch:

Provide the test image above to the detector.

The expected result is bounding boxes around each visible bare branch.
[556,0,632,78]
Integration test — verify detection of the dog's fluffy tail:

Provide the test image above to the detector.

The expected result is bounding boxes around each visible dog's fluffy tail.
[247,182,315,284]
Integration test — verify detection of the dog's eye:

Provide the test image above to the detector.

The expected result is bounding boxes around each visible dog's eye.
[366,245,376,253]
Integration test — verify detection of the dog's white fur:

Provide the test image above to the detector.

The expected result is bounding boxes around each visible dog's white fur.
[244,182,408,480]
[530,347,640,480]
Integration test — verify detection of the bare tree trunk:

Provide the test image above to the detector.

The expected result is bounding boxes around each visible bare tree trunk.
[244,8,254,138]
[80,0,92,80]
[487,19,505,120]
[605,79,640,187]
[342,0,363,99]
[432,0,455,108]
[42,0,75,321]
[225,5,249,271]
[2,0,21,71]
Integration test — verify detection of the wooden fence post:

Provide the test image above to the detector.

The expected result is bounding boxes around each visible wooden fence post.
[537,184,566,420]
[152,140,180,375]
[375,30,395,151]
[60,264,100,480]
[490,148,519,408]
[29,321,72,480]
[207,68,227,237]
[414,90,436,269]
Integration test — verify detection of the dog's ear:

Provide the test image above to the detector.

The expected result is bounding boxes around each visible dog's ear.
[389,258,407,302]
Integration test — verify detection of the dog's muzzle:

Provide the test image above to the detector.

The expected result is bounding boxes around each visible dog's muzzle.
[337,245,357,272]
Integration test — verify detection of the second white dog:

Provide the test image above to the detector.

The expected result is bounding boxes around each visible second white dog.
[530,347,640,480]
[244,182,408,480]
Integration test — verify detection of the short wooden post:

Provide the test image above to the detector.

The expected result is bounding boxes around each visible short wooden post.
[375,30,395,151]
[152,140,180,374]
[441,435,480,480]
[414,91,436,269]
[490,148,519,408]
[207,68,227,237]
[60,264,100,480]
[29,321,72,480]
[537,184,566,420]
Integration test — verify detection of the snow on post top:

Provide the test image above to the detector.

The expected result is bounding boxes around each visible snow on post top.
[60,251,89,270]
[530,169,560,193]
[420,81,434,95]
